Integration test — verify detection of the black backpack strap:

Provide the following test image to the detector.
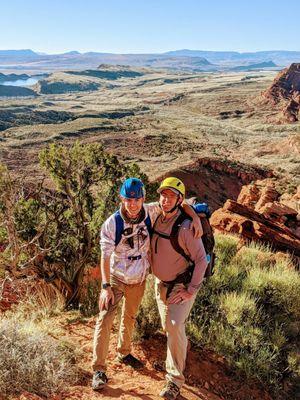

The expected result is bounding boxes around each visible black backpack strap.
[153,210,196,297]
[170,210,193,265]
[152,209,194,264]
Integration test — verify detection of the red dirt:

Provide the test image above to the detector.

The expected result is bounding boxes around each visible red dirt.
[30,317,273,400]
[1,278,275,400]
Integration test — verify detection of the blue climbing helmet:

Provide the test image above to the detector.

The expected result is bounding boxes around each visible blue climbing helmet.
[120,178,145,199]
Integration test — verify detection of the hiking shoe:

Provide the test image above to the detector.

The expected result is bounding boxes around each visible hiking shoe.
[92,370,108,391]
[159,381,180,399]
[117,353,144,369]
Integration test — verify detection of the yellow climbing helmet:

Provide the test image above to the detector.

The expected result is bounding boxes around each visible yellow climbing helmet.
[157,177,185,197]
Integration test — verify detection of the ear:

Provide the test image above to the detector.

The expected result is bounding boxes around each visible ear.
[177,194,184,205]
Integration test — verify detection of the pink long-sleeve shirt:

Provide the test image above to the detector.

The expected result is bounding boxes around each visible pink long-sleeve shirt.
[151,209,208,294]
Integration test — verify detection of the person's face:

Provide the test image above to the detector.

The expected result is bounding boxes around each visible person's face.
[159,189,180,213]
[121,197,144,218]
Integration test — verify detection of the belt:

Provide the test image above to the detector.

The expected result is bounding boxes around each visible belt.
[162,264,194,298]
[128,255,142,261]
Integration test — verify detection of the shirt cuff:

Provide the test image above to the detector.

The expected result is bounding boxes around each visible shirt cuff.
[187,284,201,295]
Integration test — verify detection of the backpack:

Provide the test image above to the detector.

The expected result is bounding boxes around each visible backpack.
[114,210,152,246]
[190,203,216,277]
[153,203,216,279]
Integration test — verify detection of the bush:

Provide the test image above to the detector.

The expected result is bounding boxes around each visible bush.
[0,318,78,398]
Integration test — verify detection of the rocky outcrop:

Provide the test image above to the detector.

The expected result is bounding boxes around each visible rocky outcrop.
[158,159,273,211]
[281,186,300,212]
[262,63,300,122]
[211,199,300,256]
[237,180,280,209]
[211,181,300,256]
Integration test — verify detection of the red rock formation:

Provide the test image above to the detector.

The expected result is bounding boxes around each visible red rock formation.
[211,181,300,257]
[157,158,273,211]
[262,63,300,122]
[211,199,300,256]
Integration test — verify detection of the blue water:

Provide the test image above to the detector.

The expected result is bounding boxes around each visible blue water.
[2,77,40,86]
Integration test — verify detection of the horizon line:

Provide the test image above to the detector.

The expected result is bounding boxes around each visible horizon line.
[1,48,300,56]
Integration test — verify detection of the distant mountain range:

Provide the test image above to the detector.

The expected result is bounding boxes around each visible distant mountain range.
[164,49,300,64]
[0,49,299,72]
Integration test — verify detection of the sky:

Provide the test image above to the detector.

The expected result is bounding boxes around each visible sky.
[1,0,300,54]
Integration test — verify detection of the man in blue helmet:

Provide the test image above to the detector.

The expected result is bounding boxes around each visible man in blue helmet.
[92,177,202,391]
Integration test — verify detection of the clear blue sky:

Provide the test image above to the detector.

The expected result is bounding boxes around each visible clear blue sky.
[1,0,300,54]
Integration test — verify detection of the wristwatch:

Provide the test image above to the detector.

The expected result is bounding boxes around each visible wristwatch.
[102,283,111,289]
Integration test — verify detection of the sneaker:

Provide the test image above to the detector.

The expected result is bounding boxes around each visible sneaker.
[92,370,108,391]
[159,381,180,399]
[117,353,144,369]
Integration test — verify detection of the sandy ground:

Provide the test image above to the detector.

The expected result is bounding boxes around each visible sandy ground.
[47,317,273,400]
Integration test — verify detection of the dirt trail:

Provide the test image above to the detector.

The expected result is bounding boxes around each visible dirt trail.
[56,318,273,400]
[0,279,273,400]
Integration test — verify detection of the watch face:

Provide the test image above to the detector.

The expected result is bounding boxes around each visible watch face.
[102,283,111,289]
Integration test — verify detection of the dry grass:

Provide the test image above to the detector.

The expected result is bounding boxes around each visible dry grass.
[0,318,78,398]
[0,287,79,398]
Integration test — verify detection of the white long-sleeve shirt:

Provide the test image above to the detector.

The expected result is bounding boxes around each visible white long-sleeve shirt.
[100,202,161,284]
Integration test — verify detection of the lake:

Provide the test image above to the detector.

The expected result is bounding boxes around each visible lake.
[2,77,40,87]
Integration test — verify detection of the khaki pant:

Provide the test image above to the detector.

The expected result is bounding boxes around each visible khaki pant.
[92,275,146,372]
[155,279,197,388]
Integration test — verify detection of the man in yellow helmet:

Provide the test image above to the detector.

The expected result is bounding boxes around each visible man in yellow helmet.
[151,177,208,400]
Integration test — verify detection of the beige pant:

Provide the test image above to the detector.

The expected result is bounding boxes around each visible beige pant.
[155,279,196,388]
[92,275,145,372]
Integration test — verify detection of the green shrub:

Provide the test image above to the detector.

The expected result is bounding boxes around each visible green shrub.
[79,276,101,317]
[234,243,274,271]
[14,198,41,241]
[219,291,257,325]
[186,235,300,396]
[214,233,239,265]
[0,144,158,308]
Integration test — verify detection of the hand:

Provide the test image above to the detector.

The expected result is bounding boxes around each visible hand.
[168,288,194,304]
[190,217,203,238]
[99,287,114,311]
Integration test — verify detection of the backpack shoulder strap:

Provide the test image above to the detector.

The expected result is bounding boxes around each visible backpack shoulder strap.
[144,214,152,236]
[114,210,124,246]
[152,214,170,238]
[170,210,193,264]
